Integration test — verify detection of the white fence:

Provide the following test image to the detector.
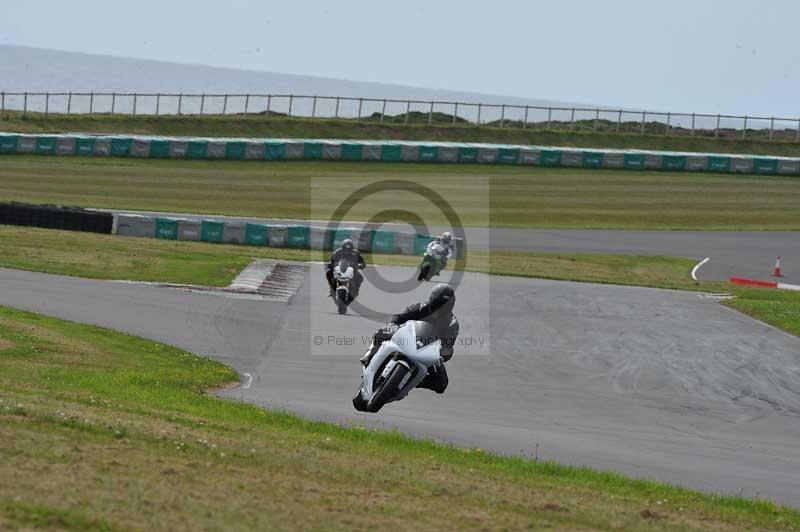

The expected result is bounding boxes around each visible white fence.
[2,91,798,141]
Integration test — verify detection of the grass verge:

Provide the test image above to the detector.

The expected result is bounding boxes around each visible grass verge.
[724,287,800,337]
[0,225,727,293]
[5,112,800,156]
[2,156,800,229]
[1,305,798,531]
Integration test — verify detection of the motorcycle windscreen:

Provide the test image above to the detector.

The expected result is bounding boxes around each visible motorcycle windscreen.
[413,321,438,347]
[410,321,442,367]
[336,258,354,279]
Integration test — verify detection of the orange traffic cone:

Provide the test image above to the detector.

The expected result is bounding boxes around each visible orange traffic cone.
[773,256,783,277]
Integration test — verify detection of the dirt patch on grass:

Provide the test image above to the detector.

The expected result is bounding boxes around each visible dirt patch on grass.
[0,337,14,352]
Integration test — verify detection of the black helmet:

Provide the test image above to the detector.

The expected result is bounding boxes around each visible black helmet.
[428,283,455,313]
[341,238,355,251]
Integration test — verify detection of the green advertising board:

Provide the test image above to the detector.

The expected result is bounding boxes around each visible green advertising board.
[381,144,403,162]
[245,223,269,246]
[371,231,396,253]
[200,220,225,243]
[287,225,310,248]
[155,218,179,240]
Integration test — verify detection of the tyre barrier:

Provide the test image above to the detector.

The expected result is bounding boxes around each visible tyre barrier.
[3,132,800,175]
[114,213,464,258]
[0,202,113,234]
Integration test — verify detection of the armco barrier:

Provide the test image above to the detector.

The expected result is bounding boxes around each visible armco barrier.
[0,202,113,234]
[177,219,201,241]
[110,212,465,259]
[116,214,155,238]
[222,222,245,244]
[3,133,800,175]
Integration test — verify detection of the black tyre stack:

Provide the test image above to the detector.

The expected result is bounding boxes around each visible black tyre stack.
[0,202,113,234]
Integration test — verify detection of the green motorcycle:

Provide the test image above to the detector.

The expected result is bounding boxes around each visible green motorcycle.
[417,242,447,281]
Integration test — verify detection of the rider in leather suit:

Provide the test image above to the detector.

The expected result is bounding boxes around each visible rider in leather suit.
[361,284,459,394]
[325,238,366,297]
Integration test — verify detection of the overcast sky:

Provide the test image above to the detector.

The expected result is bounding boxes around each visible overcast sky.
[1,0,797,115]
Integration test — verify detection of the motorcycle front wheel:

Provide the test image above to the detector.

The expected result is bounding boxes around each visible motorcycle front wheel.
[418,264,430,282]
[352,386,369,412]
[336,290,348,314]
[368,363,409,413]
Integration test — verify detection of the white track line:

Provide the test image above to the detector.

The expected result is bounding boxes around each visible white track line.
[242,373,253,389]
[691,257,711,281]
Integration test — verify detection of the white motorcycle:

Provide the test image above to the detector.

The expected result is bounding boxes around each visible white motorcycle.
[333,258,355,314]
[353,320,442,413]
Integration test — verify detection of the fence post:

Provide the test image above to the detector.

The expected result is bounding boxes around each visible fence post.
[110,93,115,114]
[742,116,747,139]
[245,94,250,115]
[769,117,774,141]
[177,93,183,115]
[334,97,339,119]
[23,92,28,116]
[156,94,160,116]
[200,94,205,115]
[665,112,671,136]
[523,106,529,129]
[133,93,137,116]
[45,93,49,118]
[715,114,720,137]
[288,95,293,117]
[381,99,387,123]
[89,92,93,115]
[500,105,506,127]
[1,91,5,113]
[616,109,622,132]
[405,100,410,125]
[223,94,228,115]
[358,98,363,120]
[547,107,552,130]
[640,111,646,135]
[452,102,458,126]
[428,101,434,125]
[311,96,316,118]
[796,119,800,142]
[477,103,481,126]
[594,108,599,131]
[570,108,576,130]
[691,113,695,136]
[267,95,272,116]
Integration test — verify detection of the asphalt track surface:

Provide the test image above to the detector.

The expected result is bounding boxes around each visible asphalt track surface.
[2,263,800,506]
[104,209,800,284]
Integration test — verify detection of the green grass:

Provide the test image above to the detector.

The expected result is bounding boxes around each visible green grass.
[3,156,800,229]
[0,224,311,287]
[0,225,729,293]
[5,112,800,156]
[725,287,800,337]
[1,305,798,531]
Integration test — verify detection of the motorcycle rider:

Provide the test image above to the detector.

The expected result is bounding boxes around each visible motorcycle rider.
[325,238,366,298]
[360,283,459,394]
[431,231,455,269]
[434,232,455,258]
